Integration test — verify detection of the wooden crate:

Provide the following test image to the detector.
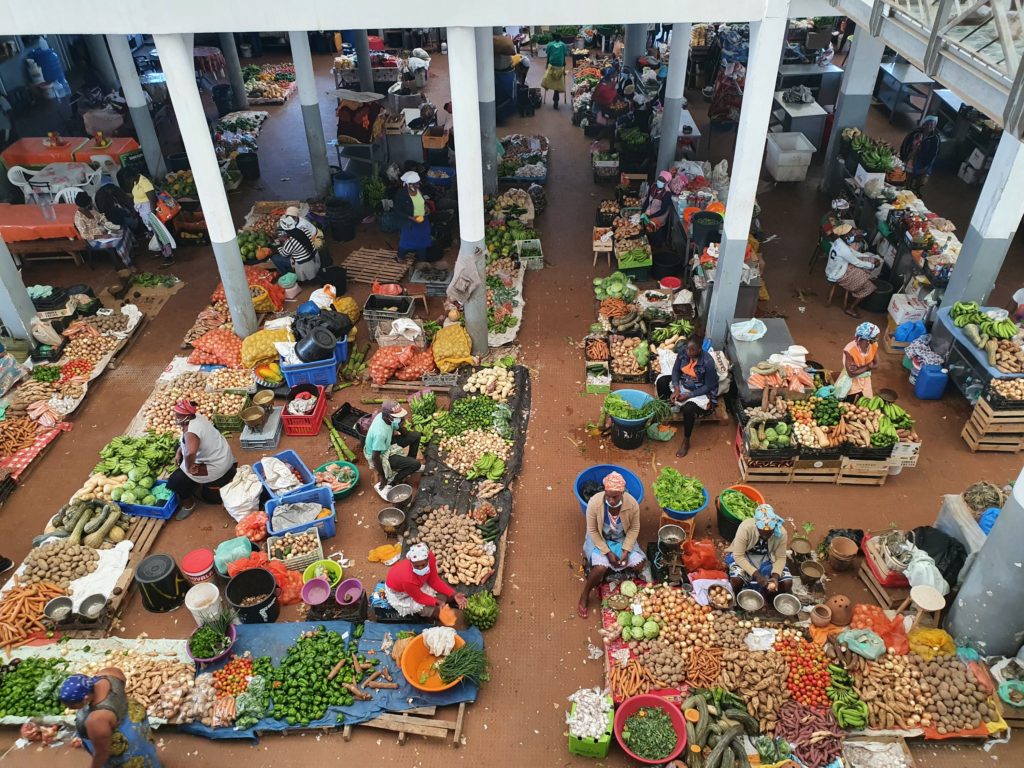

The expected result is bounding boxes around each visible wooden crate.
[961,417,1024,453]
[974,396,1024,430]
[857,562,909,610]
[881,333,909,356]
[737,454,793,483]
[340,248,409,285]
[837,457,889,486]
[791,458,840,484]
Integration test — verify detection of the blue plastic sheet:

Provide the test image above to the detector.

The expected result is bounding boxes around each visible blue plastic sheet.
[179,620,482,741]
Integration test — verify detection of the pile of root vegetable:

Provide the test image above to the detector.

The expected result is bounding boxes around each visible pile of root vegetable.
[406,505,496,585]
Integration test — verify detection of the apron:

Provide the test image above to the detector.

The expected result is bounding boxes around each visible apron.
[399,219,432,252]
[835,341,876,398]
[76,677,161,768]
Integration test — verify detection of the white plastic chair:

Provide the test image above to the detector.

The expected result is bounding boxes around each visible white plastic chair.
[81,166,103,198]
[54,186,84,205]
[6,166,38,198]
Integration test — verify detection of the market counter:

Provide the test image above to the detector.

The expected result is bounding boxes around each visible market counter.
[932,306,1024,402]
[727,318,796,406]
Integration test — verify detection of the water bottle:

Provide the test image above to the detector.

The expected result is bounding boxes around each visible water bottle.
[33,192,56,222]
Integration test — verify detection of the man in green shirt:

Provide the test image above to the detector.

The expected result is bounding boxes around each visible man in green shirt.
[541,39,568,109]
[364,400,423,499]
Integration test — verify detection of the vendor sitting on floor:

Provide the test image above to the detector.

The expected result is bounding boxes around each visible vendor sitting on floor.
[364,400,423,501]
[385,543,468,619]
[166,398,238,520]
[577,471,646,618]
[726,504,792,595]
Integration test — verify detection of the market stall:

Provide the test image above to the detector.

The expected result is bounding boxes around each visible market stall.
[0,203,85,265]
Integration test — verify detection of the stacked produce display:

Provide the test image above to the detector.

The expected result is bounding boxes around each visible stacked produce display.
[497,134,549,184]
[243,63,297,104]
[485,192,540,345]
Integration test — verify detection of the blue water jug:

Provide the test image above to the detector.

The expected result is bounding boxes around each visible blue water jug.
[914,364,948,400]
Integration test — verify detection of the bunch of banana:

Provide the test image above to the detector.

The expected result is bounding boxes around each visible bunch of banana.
[855,396,885,411]
[827,664,869,729]
[881,402,914,429]
[950,301,981,324]
[978,317,1018,341]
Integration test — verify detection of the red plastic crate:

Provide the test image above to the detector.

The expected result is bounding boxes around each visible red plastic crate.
[861,535,910,588]
[281,384,328,437]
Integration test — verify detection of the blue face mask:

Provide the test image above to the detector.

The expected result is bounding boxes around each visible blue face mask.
[656,180,666,189]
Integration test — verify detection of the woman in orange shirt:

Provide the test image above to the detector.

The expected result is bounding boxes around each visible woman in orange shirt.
[836,322,880,399]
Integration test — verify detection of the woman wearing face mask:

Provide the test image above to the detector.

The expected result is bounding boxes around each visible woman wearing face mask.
[640,171,674,245]
[577,471,646,618]
[385,543,468,618]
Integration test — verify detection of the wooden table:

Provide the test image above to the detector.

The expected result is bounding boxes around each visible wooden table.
[72,137,141,166]
[0,203,85,265]
[1,137,89,169]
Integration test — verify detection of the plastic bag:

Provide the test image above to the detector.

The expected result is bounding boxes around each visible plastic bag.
[221,465,264,522]
[850,604,909,654]
[242,328,292,369]
[979,506,1000,535]
[432,324,474,373]
[646,423,676,441]
[218,537,258,576]
[394,348,438,381]
[191,328,243,368]
[911,526,966,587]
[894,320,926,343]
[276,567,303,606]
[683,538,722,572]
[836,628,886,660]
[905,548,950,595]
[908,627,956,660]
[368,345,415,385]
[332,296,361,323]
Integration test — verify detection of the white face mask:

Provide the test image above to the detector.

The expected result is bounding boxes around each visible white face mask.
[412,565,430,576]
[606,498,622,510]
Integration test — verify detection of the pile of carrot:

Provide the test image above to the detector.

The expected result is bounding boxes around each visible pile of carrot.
[0,581,66,652]
[599,298,632,318]
[747,372,785,390]
[610,659,660,699]
[687,647,723,689]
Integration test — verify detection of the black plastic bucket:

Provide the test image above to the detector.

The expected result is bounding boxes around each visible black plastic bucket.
[166,153,191,172]
[212,84,234,117]
[860,279,894,314]
[716,497,742,541]
[611,422,646,450]
[651,247,684,280]
[295,327,337,362]
[321,266,348,294]
[226,567,280,623]
[135,554,188,613]
[236,151,261,181]
[326,198,357,242]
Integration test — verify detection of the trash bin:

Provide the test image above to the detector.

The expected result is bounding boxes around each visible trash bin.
[236,150,260,181]
[325,198,357,242]
[166,153,191,172]
[212,84,234,118]
[331,171,361,209]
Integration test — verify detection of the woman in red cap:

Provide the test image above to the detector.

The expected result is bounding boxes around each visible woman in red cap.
[166,398,238,519]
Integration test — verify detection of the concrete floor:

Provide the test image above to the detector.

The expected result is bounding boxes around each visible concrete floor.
[5,49,1024,766]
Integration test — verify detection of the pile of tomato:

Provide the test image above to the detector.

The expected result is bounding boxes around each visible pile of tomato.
[213,653,254,696]
[774,637,831,709]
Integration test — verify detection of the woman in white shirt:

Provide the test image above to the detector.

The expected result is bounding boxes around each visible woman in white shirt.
[166,398,238,519]
[825,235,882,319]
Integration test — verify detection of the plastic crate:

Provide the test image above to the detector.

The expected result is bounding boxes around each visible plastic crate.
[516,238,544,270]
[279,354,338,388]
[119,481,180,520]
[567,697,614,758]
[426,166,455,187]
[266,485,336,539]
[254,449,316,499]
[334,337,349,365]
[266,529,323,571]
[281,384,328,437]
[330,402,370,439]
[212,393,251,434]
[363,294,415,337]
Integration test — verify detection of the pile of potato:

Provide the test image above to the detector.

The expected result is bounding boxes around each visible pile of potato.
[440,429,512,475]
[407,505,495,585]
[991,377,1024,400]
[908,655,996,733]
[22,540,99,587]
[720,649,791,733]
[82,651,196,723]
[610,335,645,375]
[638,639,688,688]
[207,368,254,391]
[72,473,129,503]
[268,530,320,562]
[85,313,130,335]
[463,367,515,403]
[65,335,118,364]
[852,650,921,729]
[994,340,1024,374]
[709,611,754,649]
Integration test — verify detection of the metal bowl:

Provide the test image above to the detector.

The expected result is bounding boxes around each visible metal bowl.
[737,589,765,612]
[878,388,898,403]
[43,596,73,622]
[773,593,802,617]
[386,484,414,508]
[252,390,275,409]
[377,507,407,536]
[78,594,108,620]
[240,406,269,430]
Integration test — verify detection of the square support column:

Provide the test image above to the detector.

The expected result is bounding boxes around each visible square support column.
[707,5,790,347]
[154,33,257,338]
[940,132,1024,309]
[289,31,332,196]
[446,26,488,354]
[476,27,497,196]
[656,24,691,173]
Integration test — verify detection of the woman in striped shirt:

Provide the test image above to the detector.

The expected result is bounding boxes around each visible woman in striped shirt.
[271,206,322,281]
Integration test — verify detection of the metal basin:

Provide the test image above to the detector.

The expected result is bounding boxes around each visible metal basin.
[78,594,108,620]
[737,589,765,612]
[773,593,802,617]
[44,596,73,623]
[386,484,414,508]
[377,507,407,536]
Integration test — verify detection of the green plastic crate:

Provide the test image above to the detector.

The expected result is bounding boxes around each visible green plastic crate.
[567,698,614,759]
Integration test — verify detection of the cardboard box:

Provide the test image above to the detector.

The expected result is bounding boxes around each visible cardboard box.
[888,293,928,325]
[421,127,449,150]
[904,274,930,300]
[967,147,988,170]
[958,161,986,185]
[854,163,886,188]
[890,440,921,468]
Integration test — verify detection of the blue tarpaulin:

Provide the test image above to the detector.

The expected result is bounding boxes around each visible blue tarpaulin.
[179,620,481,741]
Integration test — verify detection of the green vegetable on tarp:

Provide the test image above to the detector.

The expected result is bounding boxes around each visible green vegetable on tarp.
[622,706,678,760]
[653,468,705,512]
[437,643,490,685]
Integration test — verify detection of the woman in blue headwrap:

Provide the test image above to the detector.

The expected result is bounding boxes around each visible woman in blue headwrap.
[60,670,162,767]
[725,504,792,595]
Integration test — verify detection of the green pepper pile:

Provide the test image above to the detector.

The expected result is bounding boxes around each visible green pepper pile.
[435,396,499,437]
[31,365,61,383]
[812,397,842,427]
[0,658,68,718]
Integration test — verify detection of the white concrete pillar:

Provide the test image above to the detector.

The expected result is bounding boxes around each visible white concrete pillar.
[656,24,691,173]
[940,132,1024,309]
[446,26,488,354]
[219,32,249,111]
[821,31,886,191]
[106,34,166,179]
[476,27,497,196]
[86,35,118,92]
[154,33,257,337]
[289,31,332,196]
[624,24,648,69]
[353,30,374,93]
[0,237,37,340]
[706,6,790,346]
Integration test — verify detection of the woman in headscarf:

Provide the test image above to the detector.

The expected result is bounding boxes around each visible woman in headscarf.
[899,115,940,191]
[130,171,175,268]
[641,170,675,245]
[393,171,433,262]
[384,543,467,619]
[165,398,237,520]
[835,322,880,400]
[272,205,322,281]
[60,670,162,768]
[656,337,719,458]
[726,504,792,595]
[825,229,881,318]
[577,471,646,618]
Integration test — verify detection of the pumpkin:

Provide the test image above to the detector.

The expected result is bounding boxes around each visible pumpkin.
[255,246,272,261]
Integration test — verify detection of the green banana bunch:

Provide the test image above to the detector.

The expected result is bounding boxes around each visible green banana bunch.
[827,665,869,729]
[856,396,884,411]
[979,317,1018,340]
[951,301,981,320]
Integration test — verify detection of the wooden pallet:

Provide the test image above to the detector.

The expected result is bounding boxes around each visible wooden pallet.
[837,457,889,486]
[107,315,147,371]
[857,562,909,610]
[791,458,841,484]
[340,248,409,285]
[737,454,793,483]
[961,417,1024,453]
[60,516,166,638]
[342,703,465,745]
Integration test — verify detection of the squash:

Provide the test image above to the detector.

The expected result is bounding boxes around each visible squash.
[108,526,127,544]
[255,246,272,261]
[68,508,95,546]
[84,506,122,548]
[438,604,456,627]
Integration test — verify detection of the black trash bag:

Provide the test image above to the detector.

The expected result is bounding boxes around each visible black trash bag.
[912,526,967,587]
[579,481,604,504]
[822,528,865,548]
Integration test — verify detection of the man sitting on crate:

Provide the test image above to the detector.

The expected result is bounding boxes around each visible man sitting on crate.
[364,400,423,501]
[726,505,793,595]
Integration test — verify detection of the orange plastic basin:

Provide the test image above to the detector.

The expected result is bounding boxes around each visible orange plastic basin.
[401,634,466,692]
